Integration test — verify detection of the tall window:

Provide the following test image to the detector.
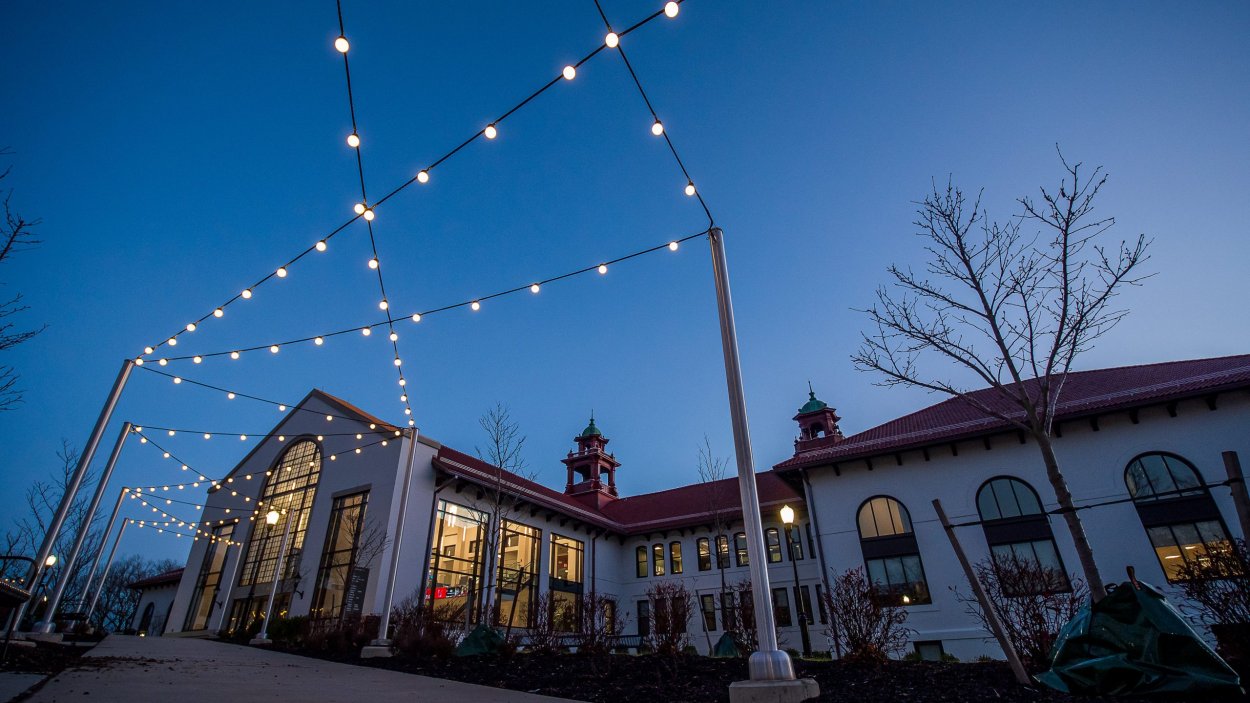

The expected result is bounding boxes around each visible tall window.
[496,521,541,628]
[700,594,717,631]
[716,535,730,569]
[772,587,792,627]
[976,477,1067,594]
[549,534,584,631]
[426,500,488,623]
[669,541,684,574]
[636,545,648,578]
[857,496,931,605]
[637,600,650,637]
[652,543,666,576]
[1125,452,1232,582]
[697,537,712,571]
[183,523,234,631]
[311,491,369,620]
[239,440,322,587]
[765,528,783,563]
[734,532,749,567]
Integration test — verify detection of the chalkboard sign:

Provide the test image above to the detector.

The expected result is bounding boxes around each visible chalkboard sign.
[344,567,369,617]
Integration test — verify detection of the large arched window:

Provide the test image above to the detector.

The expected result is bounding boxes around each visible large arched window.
[856,496,930,605]
[238,439,322,587]
[1125,452,1231,582]
[976,477,1068,594]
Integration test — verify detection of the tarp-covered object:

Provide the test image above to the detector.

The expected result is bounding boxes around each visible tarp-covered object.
[455,624,505,656]
[1037,579,1242,696]
[711,631,741,658]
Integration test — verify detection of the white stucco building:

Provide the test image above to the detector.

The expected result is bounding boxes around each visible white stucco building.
[161,353,1250,660]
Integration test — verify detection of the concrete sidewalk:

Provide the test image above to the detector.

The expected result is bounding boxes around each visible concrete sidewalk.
[25,635,580,702]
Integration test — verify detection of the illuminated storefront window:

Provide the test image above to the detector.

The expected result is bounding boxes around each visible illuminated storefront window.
[426,500,489,623]
[495,520,540,628]
[549,533,584,631]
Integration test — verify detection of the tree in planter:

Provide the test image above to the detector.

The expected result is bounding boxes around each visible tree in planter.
[954,555,1087,670]
[820,567,912,664]
[646,580,694,656]
[854,152,1151,601]
[1173,538,1250,663]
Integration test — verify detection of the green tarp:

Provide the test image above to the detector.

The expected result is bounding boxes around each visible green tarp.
[1037,579,1242,696]
[711,631,741,658]
[454,624,504,656]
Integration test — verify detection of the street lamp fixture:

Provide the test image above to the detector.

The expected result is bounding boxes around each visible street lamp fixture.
[251,509,293,645]
[779,504,811,657]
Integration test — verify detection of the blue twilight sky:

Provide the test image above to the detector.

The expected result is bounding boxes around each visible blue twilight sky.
[1,1,1248,566]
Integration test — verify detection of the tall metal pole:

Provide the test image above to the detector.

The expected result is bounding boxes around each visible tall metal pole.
[364,430,420,656]
[86,518,130,623]
[77,487,130,612]
[707,227,793,682]
[252,512,294,644]
[18,359,133,633]
[38,422,133,630]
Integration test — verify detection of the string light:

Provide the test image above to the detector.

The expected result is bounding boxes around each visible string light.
[605,32,619,48]
[471,301,481,311]
[368,258,379,269]
[484,124,497,140]
[269,345,280,354]
[664,1,679,18]
[144,346,154,355]
[417,170,429,184]
[347,133,361,148]
[410,313,421,322]
[598,264,608,274]
[230,351,240,360]
[669,240,679,251]
[241,289,253,299]
[193,356,203,364]
[334,36,349,53]
[363,208,375,221]
[186,323,197,332]
[563,65,577,80]
[214,308,224,318]
[388,332,398,341]
[316,240,327,252]
[361,327,372,336]
[314,336,324,345]
[276,267,288,278]
[651,120,664,136]
[159,359,168,366]
[168,338,178,346]
[378,300,388,310]
[354,203,366,215]
[530,283,540,293]
[685,182,696,196]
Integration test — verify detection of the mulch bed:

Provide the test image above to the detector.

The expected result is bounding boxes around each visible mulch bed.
[0,641,91,674]
[274,645,1249,703]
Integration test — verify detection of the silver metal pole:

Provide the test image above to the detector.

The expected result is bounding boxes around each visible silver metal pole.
[77,487,130,612]
[86,518,130,623]
[22,359,133,633]
[214,534,248,634]
[41,422,132,626]
[368,429,420,650]
[254,512,293,643]
[707,227,793,682]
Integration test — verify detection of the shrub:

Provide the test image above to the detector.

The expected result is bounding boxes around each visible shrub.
[391,592,461,659]
[820,567,912,665]
[577,593,626,656]
[646,581,694,656]
[1173,538,1250,661]
[718,578,759,655]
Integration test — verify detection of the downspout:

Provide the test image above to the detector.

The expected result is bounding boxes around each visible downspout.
[800,467,835,654]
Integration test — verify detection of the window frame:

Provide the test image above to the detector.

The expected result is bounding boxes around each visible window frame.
[734,532,749,567]
[765,527,783,563]
[669,541,684,574]
[652,543,666,577]
[697,537,712,571]
[635,545,648,578]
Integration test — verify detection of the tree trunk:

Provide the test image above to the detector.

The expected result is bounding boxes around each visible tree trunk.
[1034,432,1107,601]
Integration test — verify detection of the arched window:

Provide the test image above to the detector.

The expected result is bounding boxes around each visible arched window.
[1125,452,1231,582]
[635,546,648,578]
[652,543,666,576]
[976,477,1068,594]
[669,541,684,574]
[856,496,930,605]
[238,439,322,587]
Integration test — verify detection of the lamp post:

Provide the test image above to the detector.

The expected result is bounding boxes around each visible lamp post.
[779,505,811,657]
[250,509,293,645]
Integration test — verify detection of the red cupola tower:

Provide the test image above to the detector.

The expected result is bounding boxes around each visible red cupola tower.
[562,414,620,509]
[794,383,844,451]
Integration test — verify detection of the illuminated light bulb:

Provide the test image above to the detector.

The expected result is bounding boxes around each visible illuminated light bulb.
[315,240,327,252]
[378,300,388,310]
[404,408,411,415]
[314,336,324,346]
[417,170,429,184]
[144,346,154,355]
[347,133,361,148]
[159,358,168,366]
[410,313,421,323]
[530,283,540,293]
[605,32,619,48]
[270,344,280,354]
[242,289,253,299]
[230,351,240,360]
[651,120,664,136]
[664,1,679,18]
[685,183,696,196]
[382,440,389,446]
[173,377,182,384]
[240,435,247,441]
[278,436,285,442]
[470,301,481,311]
[168,337,178,346]
[361,327,372,336]
[186,323,197,332]
[397,379,405,387]
[204,433,211,439]
[330,454,337,461]
[598,264,608,274]
[193,355,203,364]
[669,241,680,251]
[368,257,379,269]
[563,65,576,80]
[355,448,362,454]
[278,405,286,412]
[326,414,333,421]
[393,358,402,366]
[214,308,224,318]
[409,419,415,426]
[276,267,287,278]
[334,35,349,53]
[369,423,377,429]
[140,437,147,444]
[134,358,144,366]
[356,433,362,439]
[354,203,366,215]
[227,392,236,399]
[363,208,375,221]
[484,124,497,139]
[389,331,398,341]
[168,430,175,437]
[400,394,407,402]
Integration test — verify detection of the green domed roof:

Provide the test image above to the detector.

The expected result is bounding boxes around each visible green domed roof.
[580,414,602,437]
[798,386,828,414]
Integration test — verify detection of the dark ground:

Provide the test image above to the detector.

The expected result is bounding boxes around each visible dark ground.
[272,645,1250,703]
[0,641,91,674]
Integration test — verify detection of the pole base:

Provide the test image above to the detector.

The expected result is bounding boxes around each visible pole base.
[248,637,273,646]
[748,650,796,681]
[728,678,820,703]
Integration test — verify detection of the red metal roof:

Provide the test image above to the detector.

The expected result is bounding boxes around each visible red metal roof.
[775,354,1250,471]
[434,446,801,536]
[127,568,184,590]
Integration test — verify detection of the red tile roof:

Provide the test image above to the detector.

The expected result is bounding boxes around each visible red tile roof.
[127,568,184,590]
[775,354,1250,471]
[434,446,801,535]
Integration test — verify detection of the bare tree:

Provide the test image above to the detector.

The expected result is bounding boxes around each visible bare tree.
[471,402,538,627]
[90,554,181,632]
[820,567,912,664]
[0,149,46,411]
[854,152,1150,600]
[695,436,736,647]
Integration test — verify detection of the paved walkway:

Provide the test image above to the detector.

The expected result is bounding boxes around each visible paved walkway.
[25,635,579,703]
